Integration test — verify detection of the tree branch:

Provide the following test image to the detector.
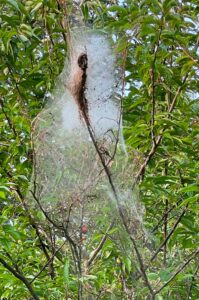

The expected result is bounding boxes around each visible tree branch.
[0,257,39,300]
[5,169,56,274]
[149,17,163,144]
[150,207,187,264]
[78,60,154,297]
[150,199,181,234]
[137,207,187,282]
[82,109,155,297]
[86,222,114,268]
[29,241,66,284]
[186,261,199,300]
[134,72,189,184]
[154,248,199,295]
[0,97,17,137]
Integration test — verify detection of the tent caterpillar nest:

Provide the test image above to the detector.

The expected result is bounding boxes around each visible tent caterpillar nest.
[29,28,144,243]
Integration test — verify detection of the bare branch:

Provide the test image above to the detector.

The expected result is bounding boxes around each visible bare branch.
[4,168,57,272]
[163,199,168,265]
[29,241,66,284]
[30,189,80,271]
[150,208,187,264]
[0,98,17,137]
[150,199,181,234]
[136,207,187,282]
[134,72,189,183]
[75,52,155,297]
[186,261,199,300]
[149,17,163,144]
[168,74,188,114]
[82,109,155,297]
[177,43,199,69]
[30,190,63,230]
[86,222,114,268]
[154,248,199,295]
[0,257,39,300]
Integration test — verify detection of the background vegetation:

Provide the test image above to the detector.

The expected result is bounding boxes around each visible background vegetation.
[0,0,198,299]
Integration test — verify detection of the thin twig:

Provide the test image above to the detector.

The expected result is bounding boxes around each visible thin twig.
[134,72,189,183]
[136,207,187,282]
[0,98,17,136]
[163,199,168,265]
[134,134,162,184]
[186,261,199,300]
[30,190,63,230]
[78,53,155,297]
[7,65,27,107]
[29,241,66,284]
[56,0,68,43]
[149,17,163,144]
[83,110,155,297]
[0,258,39,300]
[30,189,80,269]
[163,164,168,266]
[150,208,187,264]
[4,169,56,273]
[120,261,134,299]
[154,248,199,295]
[150,199,181,234]
[86,222,114,268]
[178,43,199,68]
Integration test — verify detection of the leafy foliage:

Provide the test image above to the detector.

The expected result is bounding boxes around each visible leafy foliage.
[0,0,198,299]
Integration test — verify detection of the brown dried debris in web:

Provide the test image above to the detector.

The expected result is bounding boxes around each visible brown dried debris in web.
[68,52,90,125]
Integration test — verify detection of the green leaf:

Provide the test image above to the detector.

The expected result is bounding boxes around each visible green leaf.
[0,191,6,200]
[6,0,20,11]
[18,34,29,42]
[180,185,199,193]
[30,2,42,14]
[148,272,159,281]
[159,269,173,282]
[180,194,199,207]
[63,259,70,287]
[122,257,131,273]
[6,0,27,15]
[80,274,97,282]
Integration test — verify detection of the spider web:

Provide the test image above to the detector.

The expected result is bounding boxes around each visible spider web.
[28,28,144,244]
